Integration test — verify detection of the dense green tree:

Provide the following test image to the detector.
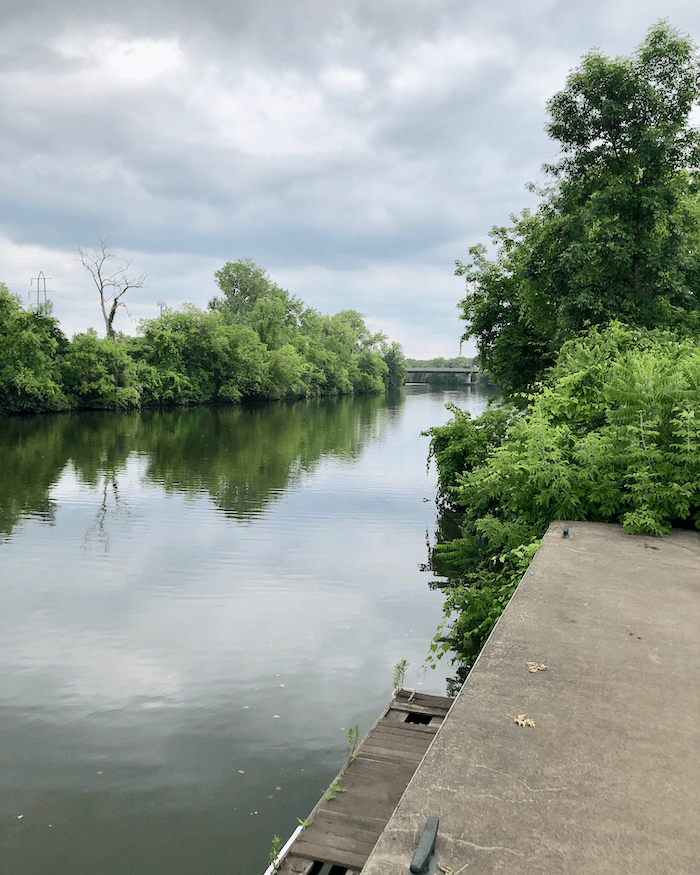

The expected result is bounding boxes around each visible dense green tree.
[427,23,700,673]
[210,259,303,350]
[208,261,395,396]
[382,342,408,389]
[0,284,68,413]
[138,305,268,404]
[264,344,310,399]
[458,22,700,394]
[61,329,141,409]
[1,259,405,415]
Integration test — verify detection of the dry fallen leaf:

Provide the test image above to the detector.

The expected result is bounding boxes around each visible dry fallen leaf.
[526,662,547,673]
[515,714,536,728]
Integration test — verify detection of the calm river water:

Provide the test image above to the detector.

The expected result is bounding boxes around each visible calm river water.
[0,385,491,875]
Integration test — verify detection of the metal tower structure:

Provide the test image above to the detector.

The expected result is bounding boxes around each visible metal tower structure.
[29,271,53,309]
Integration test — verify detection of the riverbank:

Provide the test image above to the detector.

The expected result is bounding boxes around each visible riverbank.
[0,281,406,416]
[425,322,700,672]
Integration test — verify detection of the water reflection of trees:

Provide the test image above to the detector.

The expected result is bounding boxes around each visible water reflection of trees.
[0,392,402,536]
[423,500,474,691]
[83,473,138,553]
[0,415,66,537]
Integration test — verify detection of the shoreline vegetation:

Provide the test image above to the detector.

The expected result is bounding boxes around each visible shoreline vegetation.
[0,259,407,417]
[425,22,700,678]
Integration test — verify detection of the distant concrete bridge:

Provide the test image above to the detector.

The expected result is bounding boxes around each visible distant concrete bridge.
[404,367,479,384]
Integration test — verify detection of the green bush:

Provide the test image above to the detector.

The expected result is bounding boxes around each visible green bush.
[427,323,700,668]
[62,330,141,409]
[0,284,68,413]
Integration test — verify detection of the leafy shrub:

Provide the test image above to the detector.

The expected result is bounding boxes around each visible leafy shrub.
[427,323,700,668]
[61,330,141,409]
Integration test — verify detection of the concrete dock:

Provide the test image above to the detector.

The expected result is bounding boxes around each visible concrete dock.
[361,521,700,875]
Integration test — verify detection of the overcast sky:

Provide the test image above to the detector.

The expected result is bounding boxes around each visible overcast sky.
[2,0,700,357]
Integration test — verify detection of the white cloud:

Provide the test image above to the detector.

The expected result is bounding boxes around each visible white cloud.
[191,65,372,157]
[55,33,183,82]
[320,65,367,94]
[103,38,182,81]
[505,47,574,106]
[387,31,515,102]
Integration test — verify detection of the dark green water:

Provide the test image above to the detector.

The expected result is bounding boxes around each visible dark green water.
[0,386,491,875]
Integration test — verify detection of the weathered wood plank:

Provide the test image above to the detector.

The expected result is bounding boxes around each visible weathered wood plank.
[389,702,450,717]
[376,717,440,735]
[315,790,409,822]
[313,809,387,830]
[374,718,439,734]
[276,857,314,875]
[310,811,385,843]
[369,726,436,749]
[380,711,444,736]
[293,830,376,856]
[272,693,454,875]
[289,839,367,870]
[393,691,453,709]
[358,741,425,762]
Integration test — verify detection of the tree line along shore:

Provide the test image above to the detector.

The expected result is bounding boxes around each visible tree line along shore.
[0,259,407,416]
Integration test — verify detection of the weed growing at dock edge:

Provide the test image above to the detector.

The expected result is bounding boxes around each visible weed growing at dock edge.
[269,835,282,873]
[346,724,359,767]
[326,773,347,800]
[393,659,409,690]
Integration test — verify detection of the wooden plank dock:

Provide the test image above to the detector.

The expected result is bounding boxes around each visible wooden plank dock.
[273,690,453,875]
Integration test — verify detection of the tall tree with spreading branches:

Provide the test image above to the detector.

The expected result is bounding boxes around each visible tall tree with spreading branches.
[457,21,700,394]
[78,236,148,338]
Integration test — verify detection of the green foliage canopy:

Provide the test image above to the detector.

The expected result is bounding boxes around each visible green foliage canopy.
[0,262,404,415]
[457,22,700,394]
[138,305,268,404]
[210,259,304,350]
[0,283,67,414]
[62,329,141,409]
[426,323,700,667]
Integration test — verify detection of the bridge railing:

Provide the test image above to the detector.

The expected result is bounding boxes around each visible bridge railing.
[404,367,479,384]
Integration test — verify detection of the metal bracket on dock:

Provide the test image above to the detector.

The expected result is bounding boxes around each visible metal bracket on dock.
[409,816,439,873]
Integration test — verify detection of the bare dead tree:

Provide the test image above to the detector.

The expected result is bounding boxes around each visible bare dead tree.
[77,235,148,338]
